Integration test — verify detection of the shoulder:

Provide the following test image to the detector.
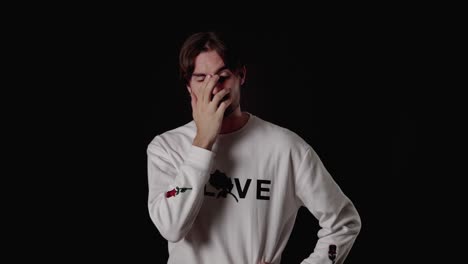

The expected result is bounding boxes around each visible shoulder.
[147,120,196,154]
[251,115,311,153]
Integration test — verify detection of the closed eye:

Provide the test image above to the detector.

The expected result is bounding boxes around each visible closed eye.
[218,74,231,83]
[192,71,231,83]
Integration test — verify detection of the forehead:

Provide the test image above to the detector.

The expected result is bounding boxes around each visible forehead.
[193,50,226,74]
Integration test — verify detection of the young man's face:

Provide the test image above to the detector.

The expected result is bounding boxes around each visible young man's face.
[187,50,245,117]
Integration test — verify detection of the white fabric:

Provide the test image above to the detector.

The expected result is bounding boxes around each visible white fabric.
[147,113,361,264]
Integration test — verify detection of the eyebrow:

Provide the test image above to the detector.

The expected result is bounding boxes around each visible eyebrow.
[192,66,229,77]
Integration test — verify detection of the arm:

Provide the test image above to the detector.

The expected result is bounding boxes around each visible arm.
[148,74,232,242]
[296,147,361,264]
[147,140,215,242]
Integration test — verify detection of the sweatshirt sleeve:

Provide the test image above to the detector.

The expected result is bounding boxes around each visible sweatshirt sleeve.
[296,147,361,264]
[147,138,215,242]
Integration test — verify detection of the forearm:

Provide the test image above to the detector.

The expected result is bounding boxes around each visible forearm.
[296,147,361,264]
[301,198,361,264]
[148,145,215,242]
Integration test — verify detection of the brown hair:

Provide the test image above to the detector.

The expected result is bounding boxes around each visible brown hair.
[179,31,244,84]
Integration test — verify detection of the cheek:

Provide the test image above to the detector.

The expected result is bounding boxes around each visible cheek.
[189,82,203,92]
[225,78,240,89]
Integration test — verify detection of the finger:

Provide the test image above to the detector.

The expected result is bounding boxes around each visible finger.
[210,88,231,108]
[188,84,201,105]
[216,97,232,115]
[199,74,211,103]
[203,74,220,103]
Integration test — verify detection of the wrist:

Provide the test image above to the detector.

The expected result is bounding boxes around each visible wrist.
[193,136,215,150]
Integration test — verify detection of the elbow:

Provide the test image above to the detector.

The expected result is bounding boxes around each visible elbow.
[148,209,188,243]
[340,204,362,236]
[351,209,362,235]
[158,226,187,243]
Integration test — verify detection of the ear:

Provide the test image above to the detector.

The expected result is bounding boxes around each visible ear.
[187,85,192,94]
[239,66,246,85]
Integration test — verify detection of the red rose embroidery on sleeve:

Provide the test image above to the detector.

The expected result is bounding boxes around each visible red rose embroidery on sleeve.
[166,187,192,198]
[166,189,177,198]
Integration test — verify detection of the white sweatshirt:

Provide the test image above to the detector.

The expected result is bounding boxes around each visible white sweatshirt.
[147,113,361,264]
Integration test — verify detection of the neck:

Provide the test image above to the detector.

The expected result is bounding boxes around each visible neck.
[220,107,249,134]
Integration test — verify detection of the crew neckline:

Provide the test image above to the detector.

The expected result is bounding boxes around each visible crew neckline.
[218,112,254,139]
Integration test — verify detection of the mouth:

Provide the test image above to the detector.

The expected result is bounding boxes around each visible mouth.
[221,94,230,102]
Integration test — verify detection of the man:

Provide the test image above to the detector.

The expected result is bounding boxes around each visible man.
[147,31,361,264]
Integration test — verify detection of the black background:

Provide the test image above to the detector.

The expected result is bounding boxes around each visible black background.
[25,17,445,263]
[98,26,413,263]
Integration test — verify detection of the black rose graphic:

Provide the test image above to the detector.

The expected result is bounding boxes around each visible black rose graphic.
[209,170,238,202]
